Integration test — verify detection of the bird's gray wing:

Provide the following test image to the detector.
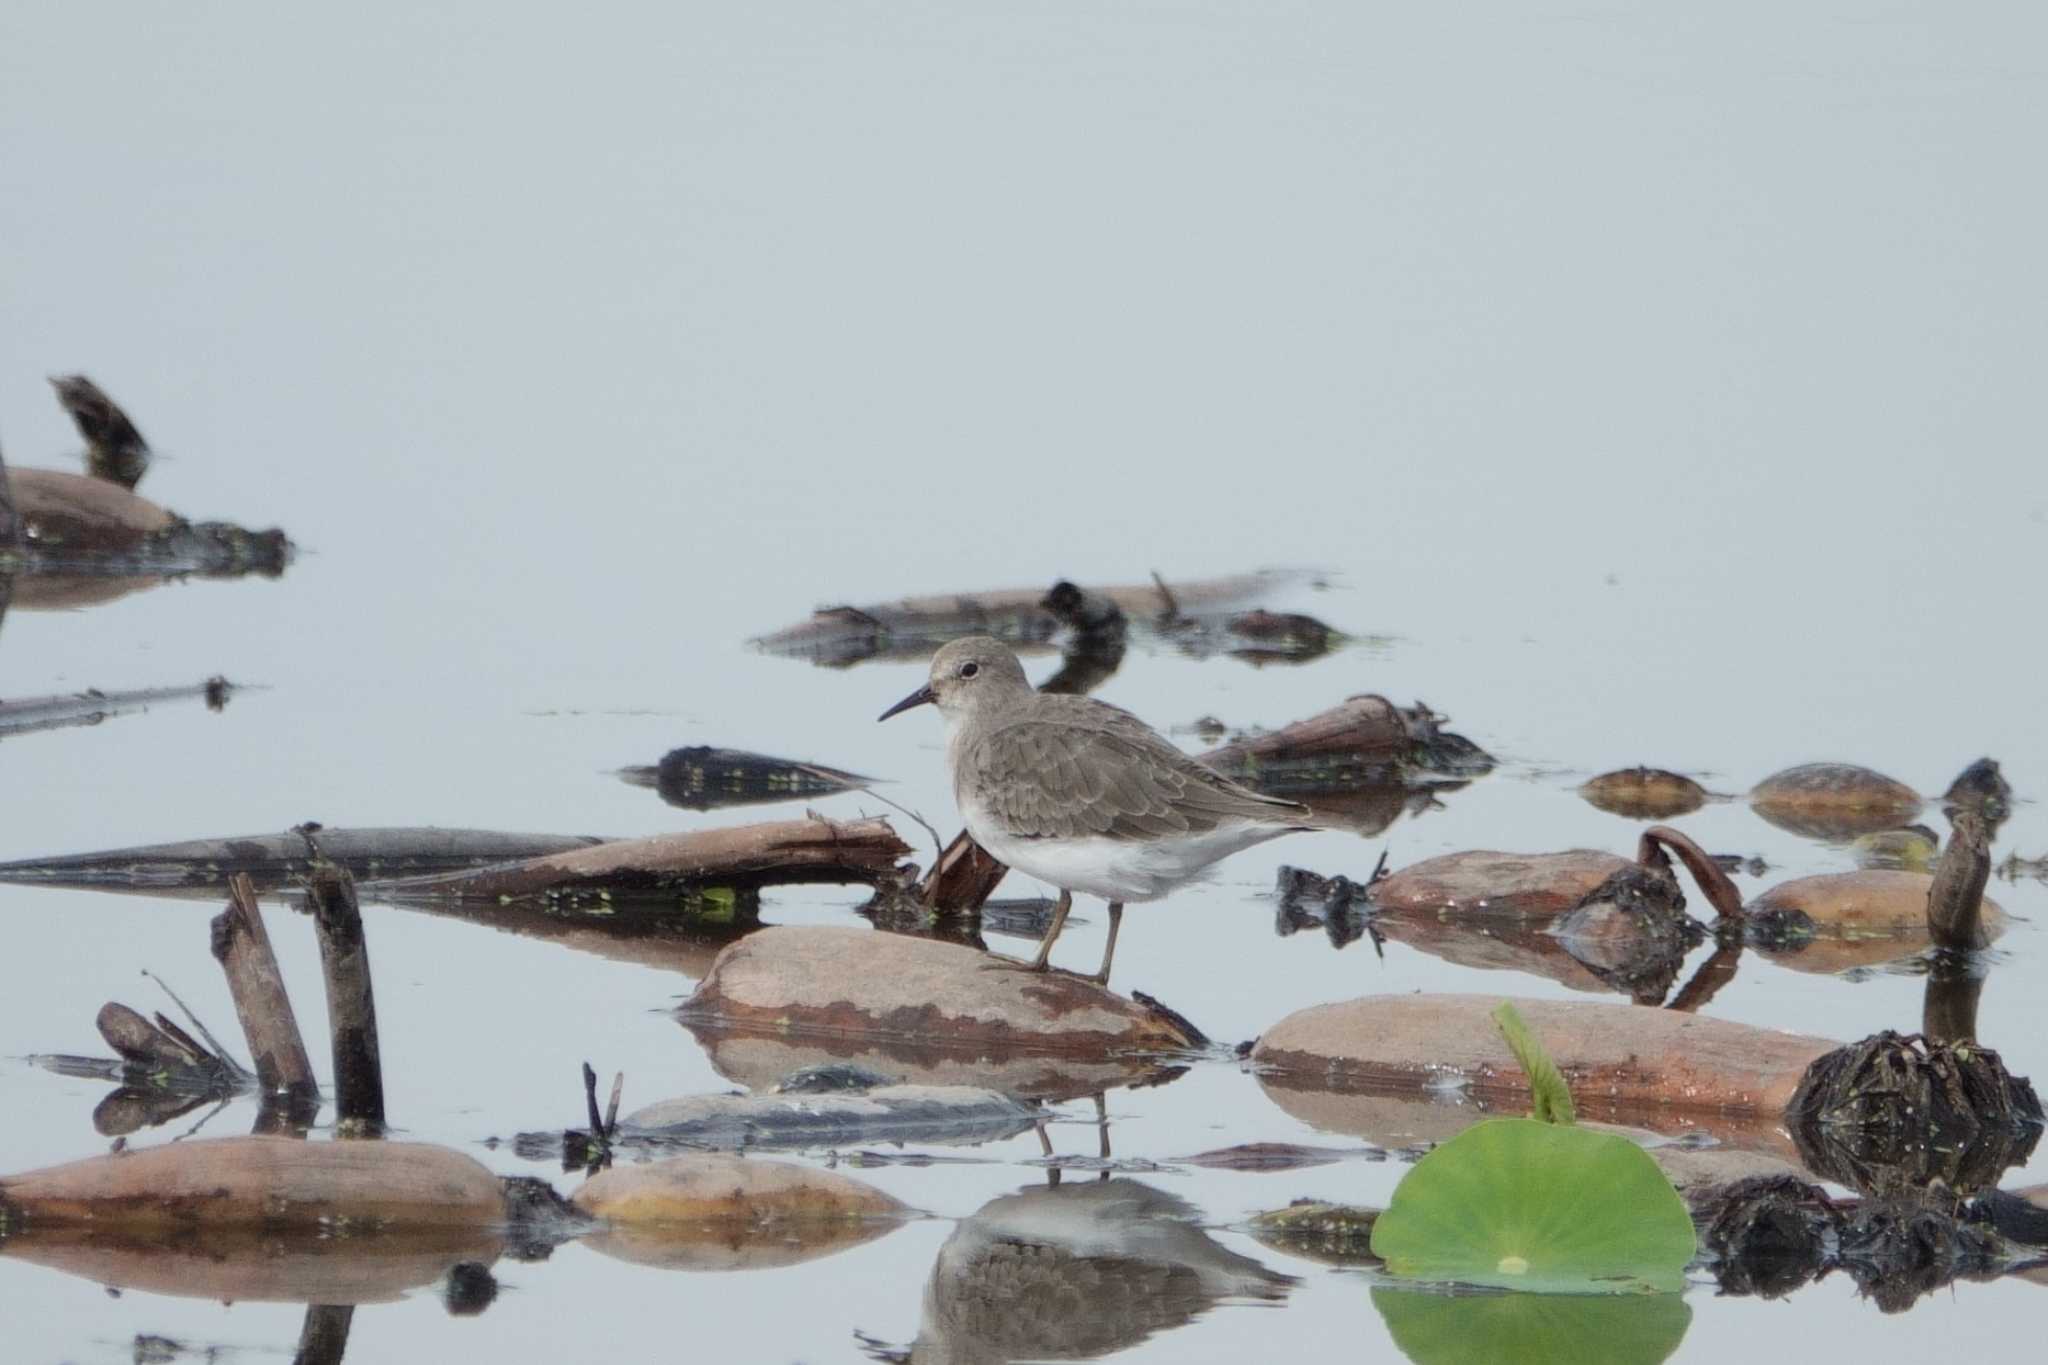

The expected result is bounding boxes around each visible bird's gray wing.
[964,720,1306,842]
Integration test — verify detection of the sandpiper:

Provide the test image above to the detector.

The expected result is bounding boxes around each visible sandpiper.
[879,635,1324,986]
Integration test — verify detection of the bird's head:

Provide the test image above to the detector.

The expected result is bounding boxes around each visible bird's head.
[878,635,1031,723]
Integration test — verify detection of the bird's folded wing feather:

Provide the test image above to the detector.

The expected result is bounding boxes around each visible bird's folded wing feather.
[965,720,1305,841]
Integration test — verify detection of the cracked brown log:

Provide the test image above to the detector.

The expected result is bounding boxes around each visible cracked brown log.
[211,873,319,1133]
[308,864,385,1136]
[1926,809,1994,951]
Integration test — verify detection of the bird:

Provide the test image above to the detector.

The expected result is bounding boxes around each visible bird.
[878,635,1326,987]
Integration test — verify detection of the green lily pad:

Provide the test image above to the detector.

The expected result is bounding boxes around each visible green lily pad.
[1368,1118,1696,1293]
[1372,1284,1692,1365]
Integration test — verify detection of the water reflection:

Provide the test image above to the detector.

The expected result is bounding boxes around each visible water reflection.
[616,745,875,812]
[751,569,1317,669]
[682,1016,1189,1105]
[888,1178,1294,1364]
[1369,1286,1690,1365]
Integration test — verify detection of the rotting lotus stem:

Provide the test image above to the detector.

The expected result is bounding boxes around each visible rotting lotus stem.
[1639,825,1745,924]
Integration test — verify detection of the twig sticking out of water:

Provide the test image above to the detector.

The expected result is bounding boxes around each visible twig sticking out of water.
[306,862,385,1136]
[209,874,318,1133]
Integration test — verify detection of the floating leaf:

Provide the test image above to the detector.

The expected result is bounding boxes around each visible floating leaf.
[1493,1002,1575,1124]
[1368,1118,1696,1293]
[1373,1284,1691,1365]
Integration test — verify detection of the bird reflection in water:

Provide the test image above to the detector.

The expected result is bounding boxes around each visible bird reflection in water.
[866,1177,1296,1364]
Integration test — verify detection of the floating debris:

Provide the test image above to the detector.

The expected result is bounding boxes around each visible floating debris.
[1202,695,1494,792]
[2,466,291,609]
[1548,860,1707,1004]
[1747,869,2008,970]
[1942,757,2012,825]
[532,1083,1041,1156]
[1692,1171,2048,1309]
[1163,608,1345,666]
[752,568,1317,667]
[0,826,611,898]
[1577,766,1716,820]
[1369,849,1634,918]
[1252,994,1836,1126]
[1749,763,1923,841]
[0,1219,509,1308]
[616,745,875,812]
[30,998,254,1137]
[1247,1200,1382,1265]
[571,1155,907,1271]
[0,1136,507,1234]
[684,1018,1190,1107]
[1786,1031,2042,1197]
[1852,825,1940,872]
[0,677,240,742]
[48,375,150,489]
[396,816,912,904]
[680,926,1205,1059]
[1180,1141,1371,1172]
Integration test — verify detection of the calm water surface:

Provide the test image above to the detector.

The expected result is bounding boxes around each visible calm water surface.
[3,4,2045,1362]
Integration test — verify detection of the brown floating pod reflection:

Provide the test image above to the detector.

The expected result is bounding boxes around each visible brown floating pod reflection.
[0,1136,506,1234]
[681,926,1205,1061]
[900,1178,1295,1363]
[571,1155,908,1271]
[2,466,292,609]
[0,1221,503,1306]
[1749,763,1923,841]
[1578,767,1717,820]
[683,1022,1190,1106]
[1251,994,1835,1136]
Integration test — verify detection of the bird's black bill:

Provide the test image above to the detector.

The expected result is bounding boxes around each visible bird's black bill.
[877,684,936,722]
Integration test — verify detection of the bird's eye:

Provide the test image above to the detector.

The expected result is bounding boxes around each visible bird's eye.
[959,662,980,679]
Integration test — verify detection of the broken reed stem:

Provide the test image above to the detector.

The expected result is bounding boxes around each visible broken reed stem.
[1926,810,1993,951]
[291,1304,355,1365]
[921,829,1009,911]
[605,1072,624,1135]
[209,873,318,1133]
[582,1062,604,1138]
[308,863,386,1136]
